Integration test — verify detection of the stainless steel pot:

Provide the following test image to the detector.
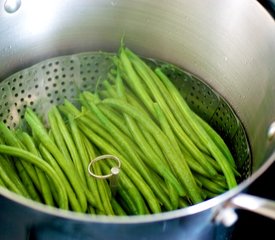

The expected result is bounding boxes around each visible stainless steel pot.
[0,0,275,239]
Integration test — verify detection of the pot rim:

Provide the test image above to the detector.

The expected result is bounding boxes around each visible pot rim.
[1,152,274,224]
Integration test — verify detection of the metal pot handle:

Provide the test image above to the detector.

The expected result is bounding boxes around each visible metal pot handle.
[229,193,275,219]
[214,193,275,226]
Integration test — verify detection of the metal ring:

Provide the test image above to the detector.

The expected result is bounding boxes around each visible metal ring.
[88,154,121,179]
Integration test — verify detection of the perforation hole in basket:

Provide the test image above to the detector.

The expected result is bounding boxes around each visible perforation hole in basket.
[231,126,251,180]
[0,68,41,127]
[184,77,220,121]
[210,102,239,141]
[40,58,83,107]
[78,52,114,92]
[161,65,220,122]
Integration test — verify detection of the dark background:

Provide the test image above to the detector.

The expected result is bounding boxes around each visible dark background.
[258,0,275,18]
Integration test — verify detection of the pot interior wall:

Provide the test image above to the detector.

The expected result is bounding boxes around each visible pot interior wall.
[1,0,275,179]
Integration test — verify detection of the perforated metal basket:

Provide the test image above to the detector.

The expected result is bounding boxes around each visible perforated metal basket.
[0,51,251,182]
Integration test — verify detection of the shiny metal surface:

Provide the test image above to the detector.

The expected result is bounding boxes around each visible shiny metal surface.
[230,193,275,220]
[0,0,274,171]
[0,0,275,239]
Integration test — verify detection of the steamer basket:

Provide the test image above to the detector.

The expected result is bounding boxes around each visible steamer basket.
[0,51,250,181]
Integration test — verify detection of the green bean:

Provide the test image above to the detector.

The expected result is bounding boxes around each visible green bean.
[51,107,86,185]
[118,47,155,116]
[15,161,40,201]
[0,154,30,198]
[48,117,101,211]
[0,123,41,202]
[67,115,106,213]
[111,198,127,216]
[78,132,105,213]
[63,94,133,158]
[0,176,5,187]
[80,102,158,172]
[119,49,217,177]
[155,68,237,189]
[99,151,150,215]
[67,115,88,184]
[203,189,220,199]
[166,180,180,210]
[121,90,169,161]
[81,111,125,155]
[17,131,54,206]
[202,152,222,173]
[154,102,212,206]
[83,112,127,152]
[151,169,182,210]
[48,108,72,163]
[98,89,110,99]
[178,142,214,178]
[153,102,187,172]
[116,187,139,215]
[79,113,166,208]
[195,114,238,171]
[0,123,41,201]
[102,98,203,204]
[0,145,68,210]
[98,104,130,137]
[0,137,30,198]
[107,84,166,168]
[25,107,88,212]
[77,121,159,214]
[211,174,228,189]
[38,144,82,212]
[179,198,190,208]
[115,73,184,199]
[195,174,227,194]
[83,136,114,215]
[74,109,155,213]
[126,49,210,155]
[104,84,169,170]
[82,93,169,211]
[61,101,129,160]
[124,52,217,177]
[0,160,23,195]
[121,114,180,209]
[102,79,151,119]
[60,99,83,118]
[80,112,144,167]
[87,205,96,214]
[102,80,117,98]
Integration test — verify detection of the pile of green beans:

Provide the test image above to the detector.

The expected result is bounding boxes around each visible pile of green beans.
[0,45,239,215]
